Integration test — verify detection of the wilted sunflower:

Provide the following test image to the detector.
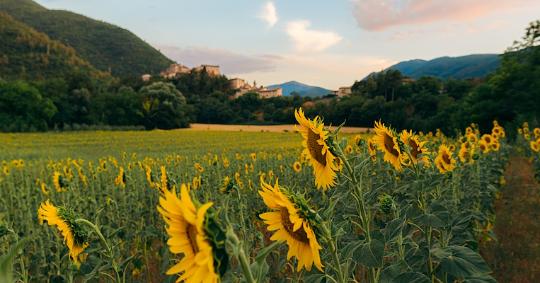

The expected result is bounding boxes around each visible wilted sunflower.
[294,108,338,190]
[259,178,323,272]
[293,161,302,173]
[157,184,227,283]
[373,121,403,171]
[400,130,429,166]
[434,144,456,173]
[38,200,89,267]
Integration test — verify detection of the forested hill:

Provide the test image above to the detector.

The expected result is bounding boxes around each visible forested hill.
[0,0,173,77]
[0,12,104,80]
[386,54,501,79]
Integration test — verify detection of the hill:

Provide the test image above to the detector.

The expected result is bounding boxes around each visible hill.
[0,12,104,80]
[0,0,173,77]
[268,81,332,97]
[386,54,500,79]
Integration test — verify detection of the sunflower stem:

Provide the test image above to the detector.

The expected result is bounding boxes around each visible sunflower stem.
[226,226,256,283]
[76,218,122,283]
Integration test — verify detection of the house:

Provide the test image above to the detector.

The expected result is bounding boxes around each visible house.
[193,64,221,76]
[160,64,191,78]
[141,74,152,82]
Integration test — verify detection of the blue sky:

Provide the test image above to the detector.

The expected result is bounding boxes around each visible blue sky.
[36,0,540,89]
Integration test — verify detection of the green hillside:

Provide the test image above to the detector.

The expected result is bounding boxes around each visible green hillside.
[0,0,173,77]
[0,12,104,80]
[386,54,500,79]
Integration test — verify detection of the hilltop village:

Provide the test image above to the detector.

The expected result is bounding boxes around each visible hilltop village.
[143,63,352,99]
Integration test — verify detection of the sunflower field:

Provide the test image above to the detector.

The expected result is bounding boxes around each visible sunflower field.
[0,108,521,282]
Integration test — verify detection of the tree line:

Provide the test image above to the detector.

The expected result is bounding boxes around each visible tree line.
[0,20,539,134]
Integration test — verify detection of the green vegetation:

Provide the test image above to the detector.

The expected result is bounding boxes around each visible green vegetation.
[386,54,500,79]
[0,0,172,77]
[0,12,102,80]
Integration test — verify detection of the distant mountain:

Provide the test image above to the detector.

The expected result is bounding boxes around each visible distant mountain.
[0,0,173,77]
[386,54,500,79]
[0,12,104,80]
[268,81,333,97]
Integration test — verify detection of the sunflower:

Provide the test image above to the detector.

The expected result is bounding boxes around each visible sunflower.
[481,134,494,145]
[467,133,478,143]
[38,200,88,267]
[491,140,500,151]
[492,126,505,138]
[114,167,126,188]
[530,140,540,153]
[157,184,227,283]
[258,178,323,272]
[458,142,474,164]
[373,121,403,171]
[367,138,377,161]
[294,108,338,191]
[434,144,456,173]
[293,161,302,173]
[534,128,540,138]
[478,140,490,153]
[344,144,353,155]
[194,163,205,173]
[399,130,429,166]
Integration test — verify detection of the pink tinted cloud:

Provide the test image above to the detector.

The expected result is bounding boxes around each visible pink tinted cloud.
[353,0,536,31]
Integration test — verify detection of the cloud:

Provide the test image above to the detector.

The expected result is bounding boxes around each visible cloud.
[259,1,278,27]
[158,46,276,74]
[286,20,342,52]
[352,0,537,31]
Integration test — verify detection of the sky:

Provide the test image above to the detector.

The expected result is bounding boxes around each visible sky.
[35,0,540,89]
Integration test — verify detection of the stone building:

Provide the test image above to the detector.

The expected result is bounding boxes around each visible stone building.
[336,86,352,97]
[229,78,282,99]
[194,64,221,76]
[141,74,152,82]
[160,64,190,78]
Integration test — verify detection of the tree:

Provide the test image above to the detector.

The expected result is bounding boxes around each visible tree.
[139,82,190,129]
[0,81,56,131]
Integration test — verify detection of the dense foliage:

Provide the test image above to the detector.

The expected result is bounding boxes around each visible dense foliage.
[0,0,172,76]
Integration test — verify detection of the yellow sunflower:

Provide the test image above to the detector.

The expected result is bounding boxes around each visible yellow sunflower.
[114,167,126,188]
[367,138,377,161]
[458,142,474,164]
[157,184,225,283]
[373,121,403,171]
[530,140,540,152]
[534,128,540,138]
[259,179,323,272]
[295,108,338,191]
[293,161,302,173]
[467,133,478,143]
[38,200,88,267]
[399,130,429,166]
[478,140,490,154]
[434,144,456,173]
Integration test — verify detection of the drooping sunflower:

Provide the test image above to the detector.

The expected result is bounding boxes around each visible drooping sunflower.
[434,144,456,173]
[38,200,89,267]
[294,108,338,190]
[367,138,377,161]
[373,121,403,171]
[194,163,205,174]
[259,178,323,272]
[157,184,227,283]
[293,161,302,173]
[114,167,126,188]
[400,130,430,166]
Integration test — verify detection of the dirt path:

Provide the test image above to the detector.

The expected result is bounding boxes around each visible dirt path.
[188,123,370,133]
[483,156,540,282]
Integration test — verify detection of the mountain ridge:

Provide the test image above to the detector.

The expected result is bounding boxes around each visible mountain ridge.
[267,81,333,97]
[384,54,501,79]
[0,0,173,77]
